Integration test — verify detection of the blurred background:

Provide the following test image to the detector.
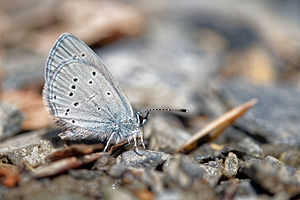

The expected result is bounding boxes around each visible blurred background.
[0,0,300,144]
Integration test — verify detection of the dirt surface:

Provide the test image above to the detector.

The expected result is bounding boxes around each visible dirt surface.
[0,1,300,199]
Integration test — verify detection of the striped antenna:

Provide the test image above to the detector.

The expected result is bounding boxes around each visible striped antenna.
[140,108,188,113]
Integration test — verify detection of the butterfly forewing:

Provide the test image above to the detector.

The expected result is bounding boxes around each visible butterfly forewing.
[44,33,134,131]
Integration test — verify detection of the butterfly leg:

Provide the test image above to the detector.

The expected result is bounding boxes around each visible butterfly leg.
[133,136,139,152]
[104,132,115,152]
[140,130,146,149]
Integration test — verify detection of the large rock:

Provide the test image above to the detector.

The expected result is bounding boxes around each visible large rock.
[213,80,300,146]
[0,129,64,167]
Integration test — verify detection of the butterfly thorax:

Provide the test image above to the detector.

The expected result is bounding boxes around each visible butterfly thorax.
[105,112,147,143]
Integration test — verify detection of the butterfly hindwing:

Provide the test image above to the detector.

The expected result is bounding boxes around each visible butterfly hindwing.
[44,33,134,132]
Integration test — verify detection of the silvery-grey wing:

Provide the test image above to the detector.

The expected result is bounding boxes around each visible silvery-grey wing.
[43,33,134,133]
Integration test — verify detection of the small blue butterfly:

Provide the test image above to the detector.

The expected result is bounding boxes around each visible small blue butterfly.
[43,33,187,151]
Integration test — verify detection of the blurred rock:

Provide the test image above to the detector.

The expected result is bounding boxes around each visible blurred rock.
[0,129,63,167]
[200,160,223,187]
[1,49,44,91]
[92,153,116,171]
[216,179,269,199]
[116,150,171,170]
[139,170,165,193]
[234,179,258,198]
[119,168,150,191]
[216,179,240,199]
[240,156,300,196]
[0,103,24,140]
[3,173,136,200]
[100,30,216,115]
[146,115,191,153]
[220,137,264,159]
[164,154,204,188]
[69,169,103,180]
[223,152,238,178]
[155,190,184,200]
[108,164,127,178]
[193,144,223,163]
[262,144,300,168]
[193,137,263,163]
[238,137,264,158]
[109,163,165,194]
[0,0,143,91]
[279,149,300,168]
[213,79,300,146]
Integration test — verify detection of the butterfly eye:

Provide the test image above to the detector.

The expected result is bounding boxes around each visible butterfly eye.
[138,115,144,124]
[92,71,96,76]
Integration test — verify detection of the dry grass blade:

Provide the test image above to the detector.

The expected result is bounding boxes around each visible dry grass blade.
[108,141,128,154]
[33,152,106,178]
[49,144,103,162]
[177,99,258,153]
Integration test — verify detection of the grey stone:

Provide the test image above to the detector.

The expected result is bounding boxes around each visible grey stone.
[0,103,24,140]
[240,156,300,196]
[193,144,223,163]
[193,137,263,164]
[116,150,172,170]
[146,115,191,153]
[213,80,300,146]
[0,129,64,167]
[279,148,300,168]
[238,137,264,158]
[235,179,258,198]
[156,190,183,200]
[4,178,94,200]
[216,179,261,200]
[223,152,239,178]
[164,154,204,188]
[50,174,134,199]
[262,144,300,167]
[199,161,223,187]
[108,164,127,178]
[69,169,103,180]
[92,153,116,171]
[140,170,165,193]
[99,12,221,116]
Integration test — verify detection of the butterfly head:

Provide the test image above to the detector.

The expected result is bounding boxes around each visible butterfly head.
[135,111,150,128]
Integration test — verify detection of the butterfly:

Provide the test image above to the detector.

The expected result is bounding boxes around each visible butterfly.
[43,33,187,151]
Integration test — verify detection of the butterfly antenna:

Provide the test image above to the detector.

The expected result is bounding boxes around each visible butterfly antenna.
[141,108,188,114]
[138,108,188,127]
